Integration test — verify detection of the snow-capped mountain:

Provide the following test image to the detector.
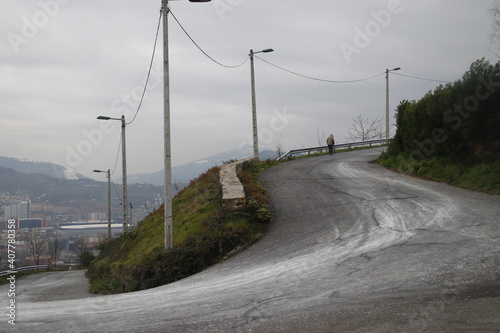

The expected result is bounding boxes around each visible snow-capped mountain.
[0,156,86,180]
[128,148,278,186]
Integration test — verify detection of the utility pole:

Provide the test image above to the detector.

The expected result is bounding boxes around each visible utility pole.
[93,168,112,239]
[249,48,273,160]
[106,169,111,239]
[121,115,128,233]
[385,68,389,139]
[250,49,259,160]
[97,115,128,234]
[162,0,212,250]
[385,67,400,139]
[162,0,173,249]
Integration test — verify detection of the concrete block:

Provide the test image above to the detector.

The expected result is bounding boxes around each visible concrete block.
[220,158,253,209]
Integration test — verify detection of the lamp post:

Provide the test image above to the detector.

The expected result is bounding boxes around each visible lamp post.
[385,67,401,138]
[249,48,274,160]
[97,115,128,233]
[162,0,212,250]
[93,169,111,239]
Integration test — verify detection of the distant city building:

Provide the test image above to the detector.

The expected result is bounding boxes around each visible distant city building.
[3,200,31,220]
[17,218,47,229]
[58,222,124,238]
[24,256,52,267]
[88,212,107,221]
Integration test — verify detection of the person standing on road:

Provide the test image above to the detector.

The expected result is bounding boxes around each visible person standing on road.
[327,134,335,155]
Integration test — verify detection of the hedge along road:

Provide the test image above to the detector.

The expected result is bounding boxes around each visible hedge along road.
[3,147,500,332]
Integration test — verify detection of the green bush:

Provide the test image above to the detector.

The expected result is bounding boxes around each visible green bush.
[79,251,96,268]
[379,58,500,194]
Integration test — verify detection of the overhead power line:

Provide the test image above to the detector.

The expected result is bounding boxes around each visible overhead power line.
[169,8,249,69]
[391,72,452,84]
[122,2,452,128]
[127,10,163,125]
[110,133,122,177]
[110,177,123,204]
[255,56,454,85]
[254,55,386,83]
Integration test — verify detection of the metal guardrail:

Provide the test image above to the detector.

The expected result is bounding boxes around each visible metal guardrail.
[0,265,49,277]
[277,139,390,161]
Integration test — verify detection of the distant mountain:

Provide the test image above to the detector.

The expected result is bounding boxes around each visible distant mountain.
[0,156,86,180]
[0,165,162,210]
[0,149,277,220]
[129,148,278,186]
[0,148,278,189]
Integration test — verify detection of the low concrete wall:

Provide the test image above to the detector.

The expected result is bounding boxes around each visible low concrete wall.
[220,158,253,209]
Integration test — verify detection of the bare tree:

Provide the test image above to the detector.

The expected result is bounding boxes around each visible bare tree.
[25,228,47,266]
[74,232,89,258]
[48,230,61,266]
[375,119,385,139]
[95,232,109,245]
[347,114,384,142]
[275,134,285,158]
[0,249,8,270]
[490,0,500,55]
[173,178,186,194]
[74,232,95,268]
[316,127,325,146]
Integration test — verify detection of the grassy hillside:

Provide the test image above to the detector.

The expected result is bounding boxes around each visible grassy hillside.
[86,161,274,294]
[379,155,500,194]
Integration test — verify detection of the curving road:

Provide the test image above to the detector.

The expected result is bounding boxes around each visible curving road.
[2,148,499,332]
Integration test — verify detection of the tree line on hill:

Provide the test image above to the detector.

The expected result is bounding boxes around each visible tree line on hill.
[380,58,500,193]
[384,58,500,165]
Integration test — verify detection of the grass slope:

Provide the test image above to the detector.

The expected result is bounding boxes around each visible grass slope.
[86,162,273,294]
[378,154,500,195]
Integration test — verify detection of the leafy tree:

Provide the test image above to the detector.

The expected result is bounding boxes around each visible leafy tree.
[79,251,96,268]
[387,99,414,156]
[385,58,500,164]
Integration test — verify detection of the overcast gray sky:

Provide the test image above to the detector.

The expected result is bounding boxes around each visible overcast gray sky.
[1,0,498,179]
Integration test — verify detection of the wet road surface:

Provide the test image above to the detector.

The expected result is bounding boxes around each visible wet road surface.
[2,148,499,332]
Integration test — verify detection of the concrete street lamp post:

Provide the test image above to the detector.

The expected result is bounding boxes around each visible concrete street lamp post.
[385,67,400,138]
[93,169,112,239]
[162,0,212,250]
[249,48,274,160]
[97,115,128,233]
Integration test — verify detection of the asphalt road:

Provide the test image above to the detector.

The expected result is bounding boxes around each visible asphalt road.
[2,270,100,303]
[2,148,499,332]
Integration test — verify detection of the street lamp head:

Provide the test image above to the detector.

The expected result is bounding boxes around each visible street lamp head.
[393,67,401,71]
[188,0,211,2]
[97,116,111,120]
[93,170,103,173]
[250,48,274,56]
